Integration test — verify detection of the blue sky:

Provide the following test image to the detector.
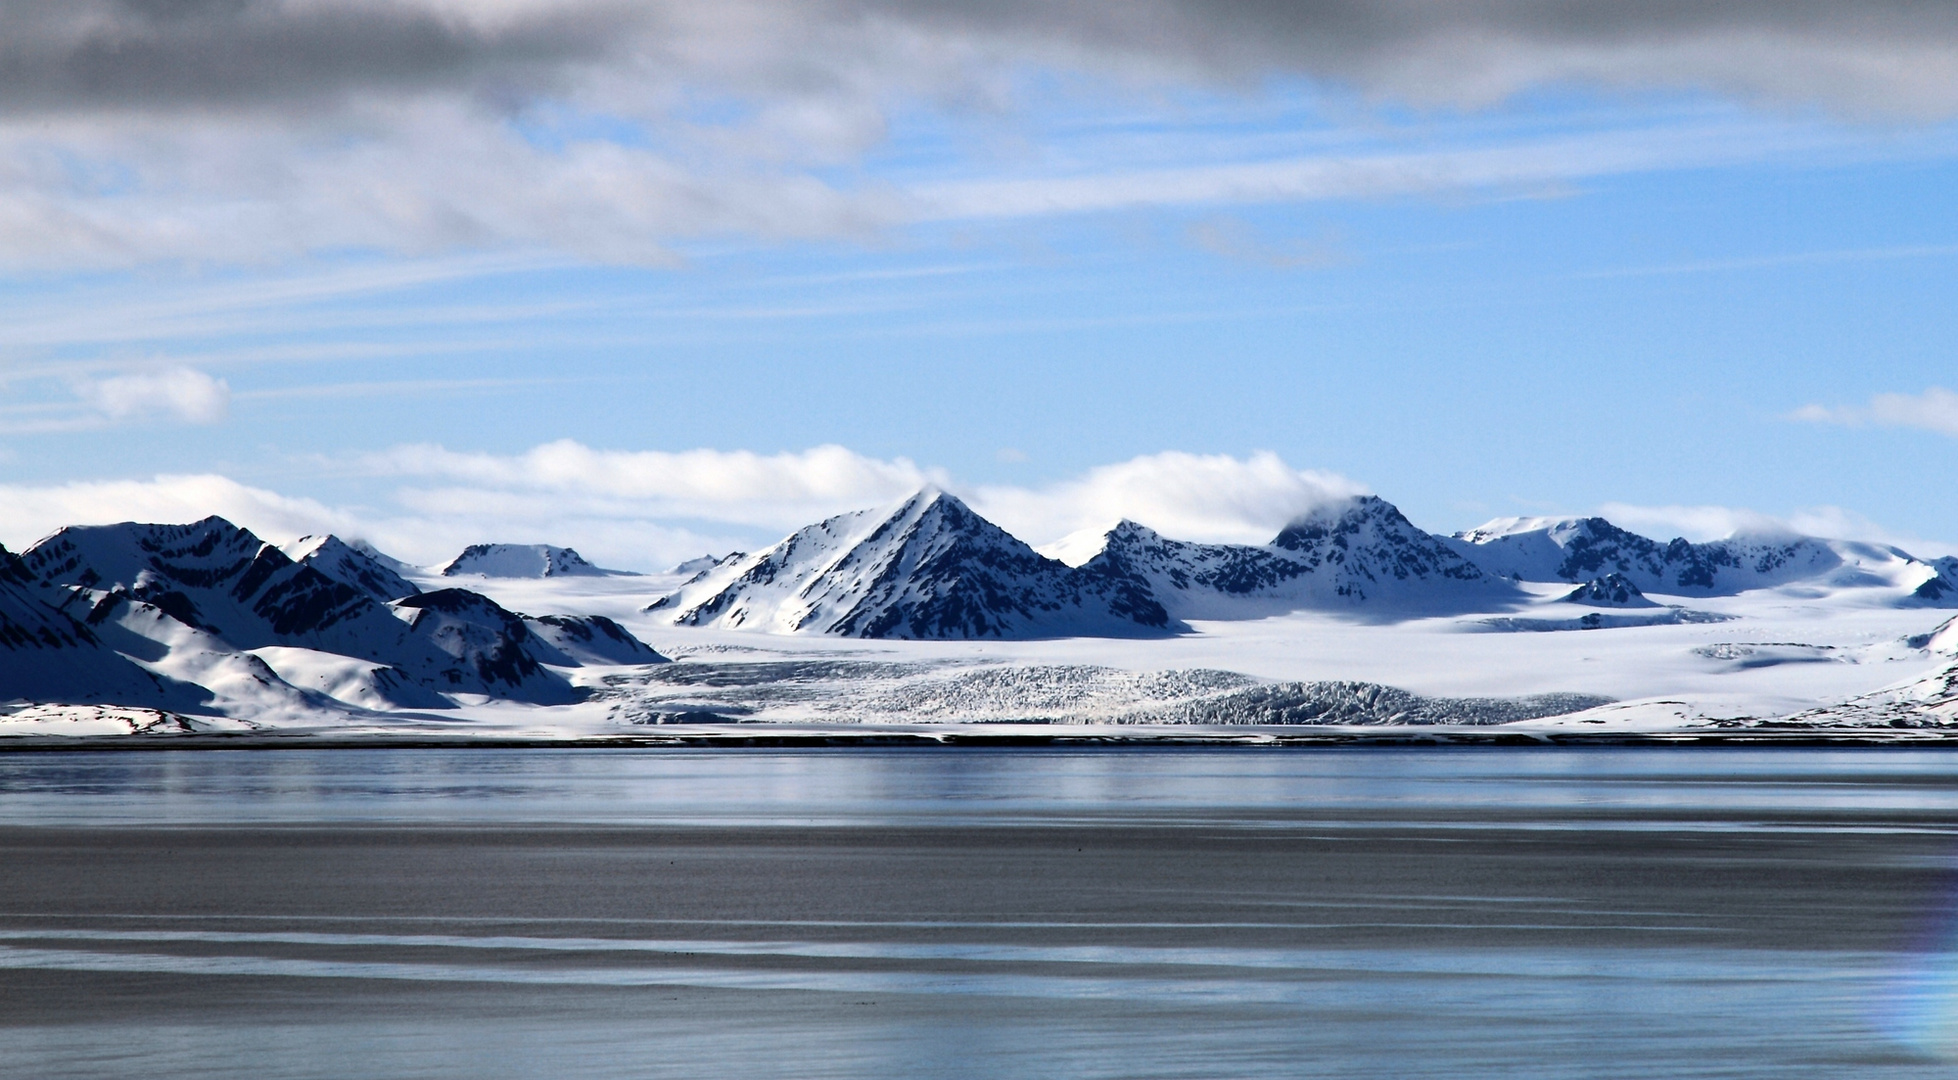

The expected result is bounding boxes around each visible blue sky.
[1,3,1955,568]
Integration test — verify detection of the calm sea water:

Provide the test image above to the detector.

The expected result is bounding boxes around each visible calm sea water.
[2,747,1958,1078]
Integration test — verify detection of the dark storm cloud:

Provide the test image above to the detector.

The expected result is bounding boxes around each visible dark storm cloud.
[1,1,1954,119]
[0,1,1949,266]
[0,1,631,115]
[872,0,1958,114]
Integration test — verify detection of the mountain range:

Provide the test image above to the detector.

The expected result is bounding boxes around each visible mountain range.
[3,517,664,717]
[5,486,1956,718]
[644,488,1958,638]
[650,489,1171,638]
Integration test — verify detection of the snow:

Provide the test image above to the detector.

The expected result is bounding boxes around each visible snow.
[439,544,628,579]
[4,492,1958,740]
[283,535,421,603]
[650,489,1172,638]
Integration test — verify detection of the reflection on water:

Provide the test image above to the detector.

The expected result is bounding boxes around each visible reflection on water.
[2,747,1958,1078]
[3,746,1958,826]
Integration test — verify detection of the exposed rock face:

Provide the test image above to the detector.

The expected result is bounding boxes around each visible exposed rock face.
[1913,558,1958,604]
[1448,516,1949,603]
[1266,495,1504,601]
[0,543,210,710]
[20,518,657,705]
[25,518,398,648]
[524,614,670,666]
[1560,573,1657,608]
[284,534,421,603]
[389,589,577,702]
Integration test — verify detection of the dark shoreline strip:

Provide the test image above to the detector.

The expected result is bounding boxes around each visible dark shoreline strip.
[2,727,1958,751]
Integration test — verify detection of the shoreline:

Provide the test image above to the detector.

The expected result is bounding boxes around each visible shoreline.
[2,723,1957,751]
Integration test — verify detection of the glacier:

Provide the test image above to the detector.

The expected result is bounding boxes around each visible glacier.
[4,485,1958,741]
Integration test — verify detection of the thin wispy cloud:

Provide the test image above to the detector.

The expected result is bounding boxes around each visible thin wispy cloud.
[908,123,1847,220]
[1573,243,1958,281]
[1792,387,1958,438]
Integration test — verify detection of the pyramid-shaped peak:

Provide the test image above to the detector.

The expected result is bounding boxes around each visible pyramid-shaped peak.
[888,484,968,516]
[286,534,421,602]
[658,489,1170,639]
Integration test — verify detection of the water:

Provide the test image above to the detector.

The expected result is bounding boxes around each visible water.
[2,747,1957,1077]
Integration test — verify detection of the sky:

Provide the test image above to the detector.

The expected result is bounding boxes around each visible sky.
[0,0,1955,570]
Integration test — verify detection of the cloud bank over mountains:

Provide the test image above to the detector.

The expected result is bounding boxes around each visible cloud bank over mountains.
[3,0,1956,266]
[0,441,1946,570]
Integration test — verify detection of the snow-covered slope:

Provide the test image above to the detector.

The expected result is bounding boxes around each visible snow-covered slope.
[669,555,732,577]
[1915,558,1958,604]
[388,590,667,696]
[76,590,399,717]
[0,544,210,710]
[13,490,1958,740]
[389,590,578,703]
[440,544,625,578]
[1266,496,1512,606]
[1446,516,1954,603]
[525,614,670,666]
[22,518,594,704]
[650,488,1174,639]
[1071,497,1517,619]
[284,535,421,603]
[28,518,401,648]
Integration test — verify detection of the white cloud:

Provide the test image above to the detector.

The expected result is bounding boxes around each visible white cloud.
[6,446,1953,572]
[74,367,231,424]
[1595,500,1956,556]
[1792,387,1958,438]
[0,443,1375,570]
[0,474,348,552]
[360,440,946,531]
[971,450,1367,547]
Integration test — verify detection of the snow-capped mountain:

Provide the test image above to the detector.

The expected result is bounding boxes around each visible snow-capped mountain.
[1446,516,1958,603]
[1266,496,1511,604]
[26,518,413,652]
[19,518,659,707]
[0,543,210,710]
[284,534,421,603]
[389,590,577,703]
[649,488,1173,639]
[1068,497,1517,619]
[440,544,626,578]
[1916,558,1958,604]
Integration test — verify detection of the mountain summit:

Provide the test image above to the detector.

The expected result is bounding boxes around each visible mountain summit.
[650,489,1173,639]
[440,544,624,579]
[1070,496,1517,619]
